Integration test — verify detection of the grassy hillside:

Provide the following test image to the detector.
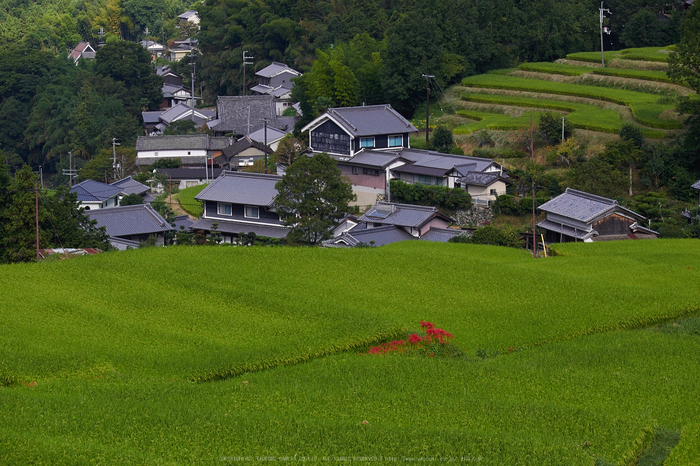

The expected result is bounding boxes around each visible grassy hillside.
[2,240,700,463]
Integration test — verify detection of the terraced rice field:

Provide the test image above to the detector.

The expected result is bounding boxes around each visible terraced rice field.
[2,240,700,463]
[434,46,691,139]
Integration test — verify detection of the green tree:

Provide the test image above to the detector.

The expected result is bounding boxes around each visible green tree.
[274,153,355,244]
[163,119,198,135]
[95,41,163,110]
[41,187,111,249]
[565,157,626,199]
[273,135,305,167]
[538,112,571,144]
[119,193,145,205]
[431,126,455,153]
[3,165,49,263]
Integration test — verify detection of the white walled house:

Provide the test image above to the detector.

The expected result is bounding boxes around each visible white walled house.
[71,180,122,211]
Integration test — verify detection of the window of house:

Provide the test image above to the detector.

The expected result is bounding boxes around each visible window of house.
[418,175,435,185]
[245,205,259,219]
[352,166,359,175]
[218,203,232,215]
[490,189,497,196]
[388,135,402,147]
[363,168,380,176]
[360,137,375,148]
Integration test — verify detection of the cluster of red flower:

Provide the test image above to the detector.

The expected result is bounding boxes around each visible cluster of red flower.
[366,321,454,356]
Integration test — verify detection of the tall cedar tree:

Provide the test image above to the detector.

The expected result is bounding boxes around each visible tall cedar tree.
[3,165,50,263]
[274,153,355,244]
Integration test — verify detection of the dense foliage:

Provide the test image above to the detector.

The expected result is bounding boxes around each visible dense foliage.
[389,179,471,210]
[274,153,355,244]
[0,164,110,263]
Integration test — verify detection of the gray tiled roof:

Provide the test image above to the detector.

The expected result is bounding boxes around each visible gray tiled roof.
[162,83,188,98]
[692,179,700,190]
[173,215,194,231]
[460,172,501,187]
[155,168,224,179]
[195,171,282,207]
[87,205,174,238]
[222,136,273,158]
[255,62,301,79]
[71,180,123,202]
[419,227,470,242]
[249,126,287,144]
[190,217,289,239]
[323,225,415,248]
[399,149,496,172]
[343,150,402,168]
[142,111,162,124]
[306,105,417,137]
[358,202,451,228]
[538,188,645,223]
[393,164,451,177]
[110,177,149,196]
[135,134,232,151]
[211,95,284,134]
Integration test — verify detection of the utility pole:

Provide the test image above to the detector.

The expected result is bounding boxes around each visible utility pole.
[262,118,269,174]
[62,151,77,187]
[530,117,536,258]
[599,2,611,66]
[112,138,120,181]
[242,50,253,96]
[422,74,434,148]
[190,49,196,122]
[35,181,40,262]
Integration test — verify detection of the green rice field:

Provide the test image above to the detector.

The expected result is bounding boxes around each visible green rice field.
[2,240,700,463]
[177,183,208,217]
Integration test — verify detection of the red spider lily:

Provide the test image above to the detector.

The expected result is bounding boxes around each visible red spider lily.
[420,321,435,330]
[408,333,423,344]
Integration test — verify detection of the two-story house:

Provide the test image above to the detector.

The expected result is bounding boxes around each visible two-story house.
[135,134,233,167]
[250,62,301,116]
[189,171,289,242]
[71,180,122,210]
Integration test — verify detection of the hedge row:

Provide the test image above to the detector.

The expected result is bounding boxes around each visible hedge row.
[389,180,472,210]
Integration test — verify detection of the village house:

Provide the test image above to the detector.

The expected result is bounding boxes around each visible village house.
[135,134,233,167]
[189,171,289,242]
[323,202,466,247]
[68,41,96,64]
[87,204,174,249]
[537,188,659,243]
[208,95,297,139]
[303,105,509,206]
[250,62,302,116]
[70,179,122,210]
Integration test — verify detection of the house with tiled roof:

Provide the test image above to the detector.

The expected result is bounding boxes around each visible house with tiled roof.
[87,204,174,249]
[537,188,659,243]
[110,177,151,203]
[323,202,466,248]
[302,105,417,157]
[250,62,301,115]
[142,103,216,135]
[303,106,508,206]
[208,95,296,138]
[68,41,96,64]
[214,135,274,170]
[70,180,122,210]
[190,171,289,242]
[155,167,224,190]
[135,134,233,166]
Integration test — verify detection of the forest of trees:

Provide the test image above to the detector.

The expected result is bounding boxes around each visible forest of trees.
[0,0,695,186]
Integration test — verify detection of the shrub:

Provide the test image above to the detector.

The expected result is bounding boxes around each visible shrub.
[449,225,523,248]
[389,180,471,210]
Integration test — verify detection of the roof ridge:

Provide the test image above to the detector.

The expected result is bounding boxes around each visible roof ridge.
[328,108,357,132]
[376,201,437,212]
[564,188,616,206]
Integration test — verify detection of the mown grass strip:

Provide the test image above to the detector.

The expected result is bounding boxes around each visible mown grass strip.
[664,424,700,466]
[567,47,672,64]
[177,183,207,217]
[189,326,407,382]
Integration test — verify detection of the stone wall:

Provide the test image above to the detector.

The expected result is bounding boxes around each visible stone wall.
[453,205,493,227]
